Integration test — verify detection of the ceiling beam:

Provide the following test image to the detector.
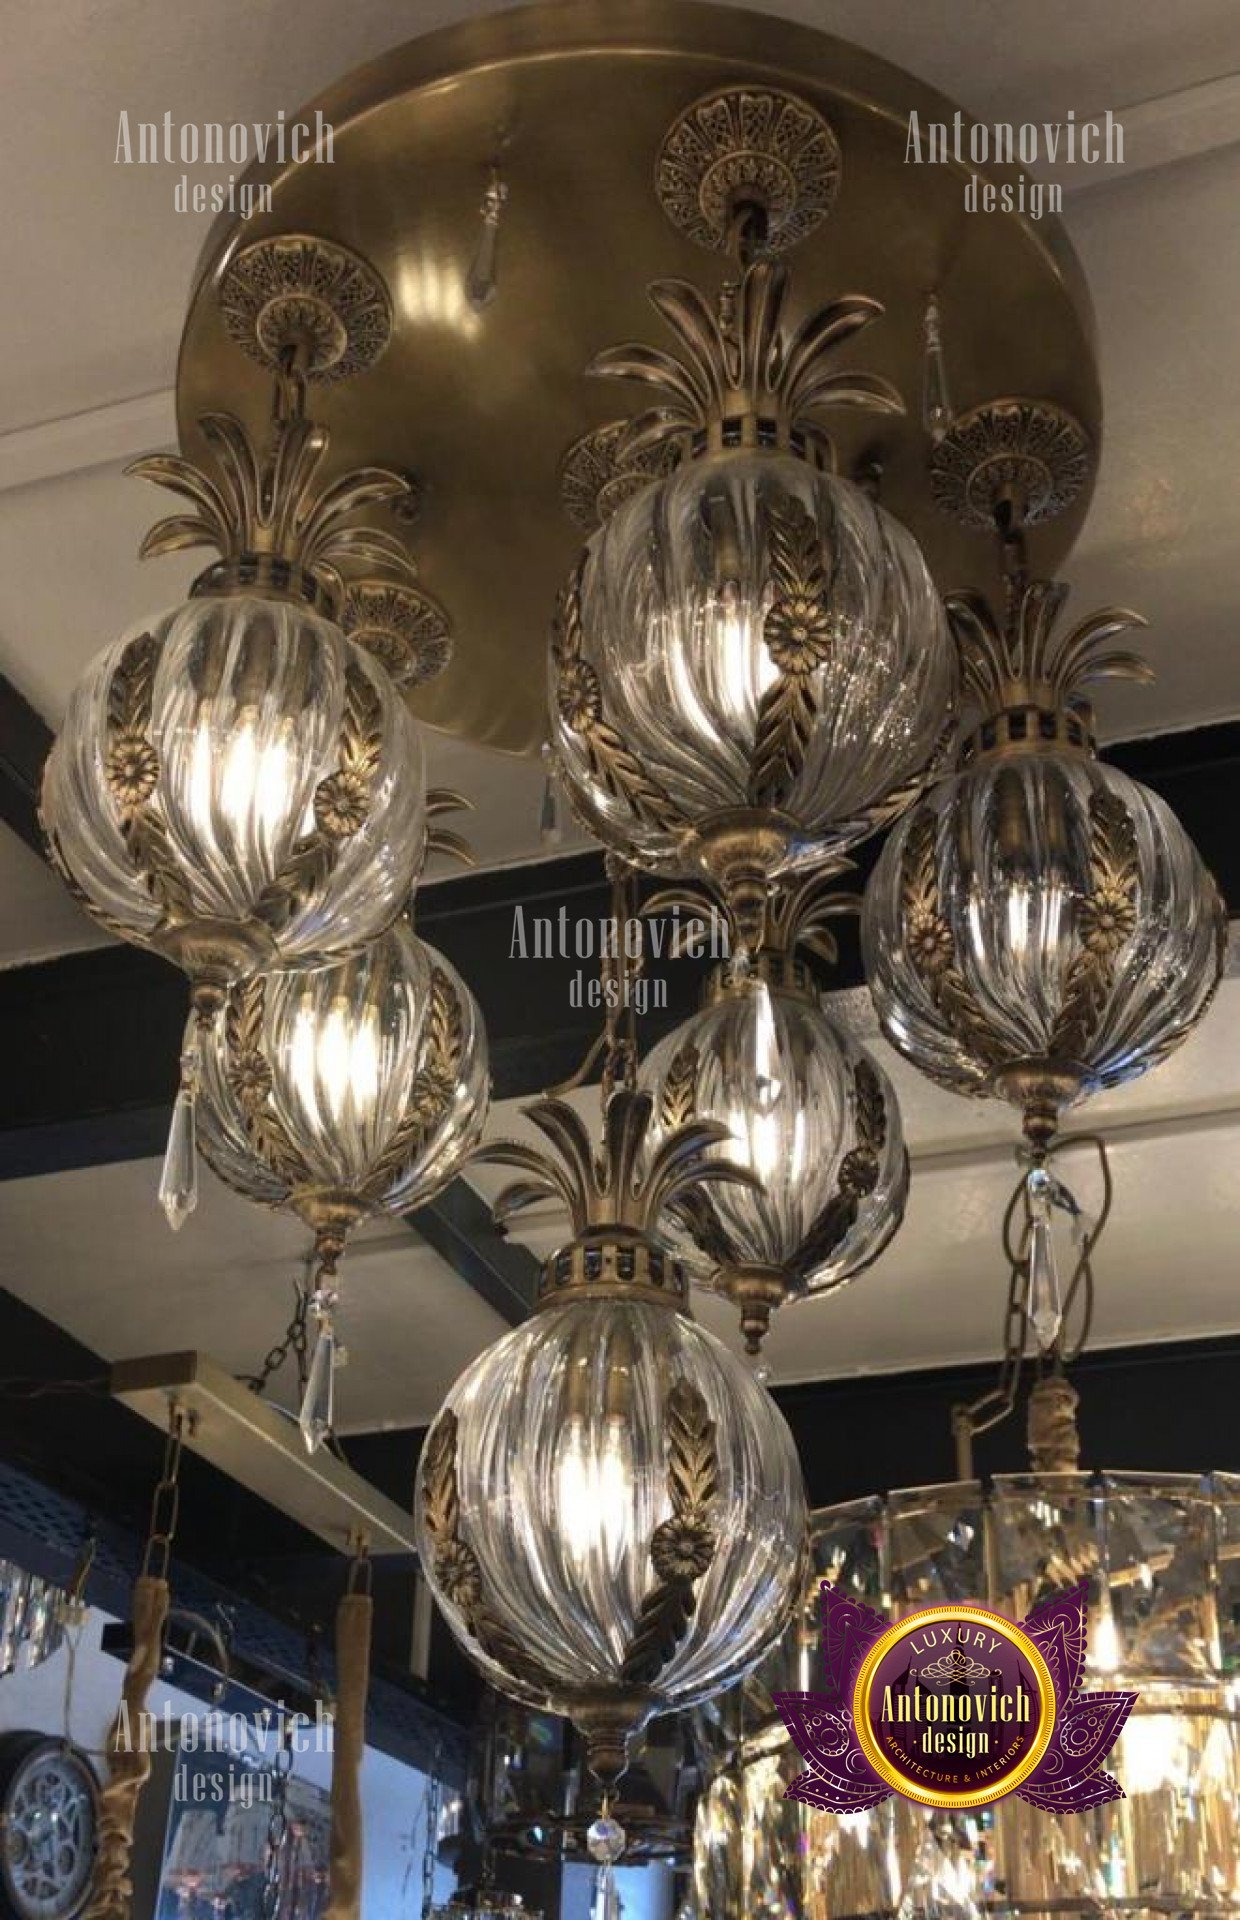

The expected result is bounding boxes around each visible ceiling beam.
[0,668,53,854]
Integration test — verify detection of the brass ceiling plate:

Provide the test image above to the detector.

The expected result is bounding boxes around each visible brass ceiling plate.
[178,0,1101,757]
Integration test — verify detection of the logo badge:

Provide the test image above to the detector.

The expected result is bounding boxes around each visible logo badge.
[775,1581,1137,1814]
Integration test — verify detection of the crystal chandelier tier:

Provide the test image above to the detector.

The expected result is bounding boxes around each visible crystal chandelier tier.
[641,872,908,1352]
[550,93,955,949]
[863,571,1226,1153]
[415,1086,807,1788]
[691,1466,1240,1919]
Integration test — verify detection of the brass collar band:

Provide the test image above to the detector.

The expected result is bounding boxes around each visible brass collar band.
[959,703,1094,769]
[191,553,338,618]
[691,416,816,461]
[538,1233,690,1314]
[705,950,817,1005]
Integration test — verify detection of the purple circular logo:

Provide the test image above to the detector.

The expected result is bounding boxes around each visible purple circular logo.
[853,1604,1057,1808]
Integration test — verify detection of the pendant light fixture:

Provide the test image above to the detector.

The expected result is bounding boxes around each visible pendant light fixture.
[550,88,955,949]
[863,414,1226,1157]
[191,802,488,1448]
[40,236,432,1214]
[415,1082,807,1791]
[641,871,908,1353]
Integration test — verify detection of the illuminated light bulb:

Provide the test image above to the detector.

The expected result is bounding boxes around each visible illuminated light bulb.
[556,1415,633,1573]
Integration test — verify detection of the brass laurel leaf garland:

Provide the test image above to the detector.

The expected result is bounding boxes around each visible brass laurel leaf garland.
[749,493,841,807]
[621,1380,720,1685]
[552,559,685,836]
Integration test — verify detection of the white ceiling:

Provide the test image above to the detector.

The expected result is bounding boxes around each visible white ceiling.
[3,2,1240,1422]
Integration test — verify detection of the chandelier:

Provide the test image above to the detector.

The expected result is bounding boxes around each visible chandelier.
[29,13,1233,1899]
[688,1150,1240,1917]
[641,871,908,1353]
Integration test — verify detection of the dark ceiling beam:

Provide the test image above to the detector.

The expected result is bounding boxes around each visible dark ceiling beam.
[0,668,52,855]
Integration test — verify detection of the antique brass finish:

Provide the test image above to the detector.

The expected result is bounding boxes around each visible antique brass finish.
[218,234,393,381]
[559,422,678,532]
[929,399,1092,529]
[111,1352,419,1555]
[655,86,841,256]
[179,0,1102,755]
[479,1085,759,1311]
[341,580,453,687]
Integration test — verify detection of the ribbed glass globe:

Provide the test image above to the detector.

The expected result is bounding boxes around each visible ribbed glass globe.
[552,453,952,888]
[642,973,908,1348]
[863,751,1225,1109]
[416,1297,805,1766]
[194,924,488,1221]
[41,595,426,978]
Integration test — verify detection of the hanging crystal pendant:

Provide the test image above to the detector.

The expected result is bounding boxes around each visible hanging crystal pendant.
[159,1044,200,1231]
[466,166,508,311]
[921,291,954,443]
[299,1286,339,1454]
[539,741,562,846]
[1025,1166,1063,1351]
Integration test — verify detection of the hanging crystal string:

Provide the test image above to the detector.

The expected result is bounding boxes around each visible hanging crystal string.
[951,1134,1112,1478]
[466,161,509,311]
[299,1227,349,1455]
[588,1792,627,1915]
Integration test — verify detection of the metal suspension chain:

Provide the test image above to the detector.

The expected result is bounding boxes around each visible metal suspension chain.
[952,1133,1112,1479]
[260,1733,295,1920]
[142,1405,185,1583]
[244,1263,312,1398]
[420,1750,443,1920]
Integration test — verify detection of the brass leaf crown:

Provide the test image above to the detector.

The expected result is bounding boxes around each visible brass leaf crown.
[477,1086,759,1305]
[128,410,417,615]
[588,259,903,463]
[948,578,1152,761]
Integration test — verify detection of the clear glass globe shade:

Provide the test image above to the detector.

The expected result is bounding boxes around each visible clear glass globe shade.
[196,926,489,1214]
[642,978,908,1295]
[416,1298,806,1713]
[552,451,953,876]
[42,596,426,964]
[863,752,1225,1102]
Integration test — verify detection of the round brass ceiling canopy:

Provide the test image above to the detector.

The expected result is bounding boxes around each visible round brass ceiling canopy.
[179,0,1101,757]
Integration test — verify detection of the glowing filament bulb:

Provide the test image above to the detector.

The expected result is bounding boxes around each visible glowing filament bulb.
[556,1415,633,1571]
[289,993,382,1128]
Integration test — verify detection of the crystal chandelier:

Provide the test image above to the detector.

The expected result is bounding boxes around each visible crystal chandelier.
[415,1083,807,1788]
[641,871,908,1353]
[550,92,955,949]
[863,534,1225,1160]
[688,1153,1240,1918]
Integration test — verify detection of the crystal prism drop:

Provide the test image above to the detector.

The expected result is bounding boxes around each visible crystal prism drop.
[158,1088,198,1231]
[1026,1168,1063,1351]
[299,1320,336,1454]
[592,1867,621,1920]
[539,743,562,846]
[921,293,954,443]
[587,1813,627,1865]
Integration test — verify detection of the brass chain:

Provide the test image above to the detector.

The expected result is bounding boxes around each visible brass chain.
[260,1733,295,1920]
[141,1405,185,1583]
[952,1133,1112,1478]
